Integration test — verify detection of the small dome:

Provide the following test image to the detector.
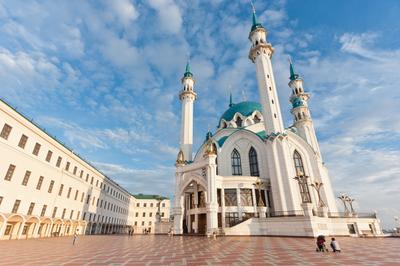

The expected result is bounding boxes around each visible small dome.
[219,101,263,126]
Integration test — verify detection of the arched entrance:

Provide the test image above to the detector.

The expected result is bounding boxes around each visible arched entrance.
[5,214,25,240]
[52,219,63,237]
[25,216,40,239]
[180,178,208,235]
[39,217,53,238]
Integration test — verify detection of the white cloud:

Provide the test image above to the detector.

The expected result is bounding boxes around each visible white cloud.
[148,0,182,34]
[107,0,139,26]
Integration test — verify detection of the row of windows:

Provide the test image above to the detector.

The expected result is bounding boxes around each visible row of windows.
[134,221,152,226]
[2,165,128,215]
[83,212,126,225]
[231,147,259,176]
[0,123,129,203]
[135,202,166,208]
[134,212,165,218]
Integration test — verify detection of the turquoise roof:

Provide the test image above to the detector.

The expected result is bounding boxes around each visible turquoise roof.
[292,97,305,108]
[289,60,300,81]
[183,61,193,78]
[219,101,263,125]
[251,10,264,32]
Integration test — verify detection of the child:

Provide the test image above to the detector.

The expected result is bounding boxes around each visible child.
[330,237,341,252]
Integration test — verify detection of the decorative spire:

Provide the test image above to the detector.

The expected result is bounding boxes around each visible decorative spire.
[183,60,193,78]
[176,149,185,165]
[229,92,233,107]
[250,1,264,32]
[289,58,299,81]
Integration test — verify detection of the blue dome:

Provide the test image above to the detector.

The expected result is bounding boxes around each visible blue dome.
[219,101,263,125]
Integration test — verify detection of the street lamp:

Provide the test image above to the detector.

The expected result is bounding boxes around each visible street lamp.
[156,196,163,222]
[337,194,349,214]
[310,180,326,207]
[253,179,265,207]
[344,195,356,214]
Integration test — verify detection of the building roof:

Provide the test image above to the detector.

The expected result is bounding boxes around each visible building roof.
[133,193,169,200]
[219,101,263,125]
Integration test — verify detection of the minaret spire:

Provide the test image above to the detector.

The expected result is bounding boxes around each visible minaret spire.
[288,59,321,157]
[179,59,197,161]
[229,92,233,107]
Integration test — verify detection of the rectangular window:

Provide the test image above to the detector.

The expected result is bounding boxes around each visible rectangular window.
[65,162,70,171]
[77,211,80,220]
[32,143,41,156]
[74,190,78,200]
[73,166,77,175]
[136,203,140,207]
[144,203,147,207]
[225,212,239,227]
[142,212,146,217]
[52,207,57,218]
[4,225,12,235]
[70,210,74,219]
[96,180,99,187]
[67,187,72,198]
[79,170,83,178]
[27,202,35,215]
[224,189,238,206]
[0,196,3,207]
[58,184,64,196]
[21,170,31,186]
[4,164,16,181]
[134,221,137,226]
[86,174,89,182]
[81,192,85,202]
[135,212,138,217]
[0,123,12,140]
[100,200,103,208]
[161,212,164,217]
[18,134,28,148]
[41,205,47,216]
[61,208,66,219]
[12,199,21,213]
[92,196,95,206]
[44,151,52,163]
[149,212,153,217]
[86,194,90,204]
[90,176,94,185]
[48,180,55,193]
[141,221,145,226]
[162,203,165,207]
[56,156,62,167]
[36,176,44,190]
[22,225,28,235]
[150,203,153,207]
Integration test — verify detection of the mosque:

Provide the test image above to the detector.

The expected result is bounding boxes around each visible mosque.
[172,9,382,237]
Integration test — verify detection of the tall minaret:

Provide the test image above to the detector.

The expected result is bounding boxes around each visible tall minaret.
[288,60,321,157]
[179,61,197,161]
[248,7,285,135]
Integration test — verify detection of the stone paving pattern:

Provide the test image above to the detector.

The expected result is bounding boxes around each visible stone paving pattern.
[0,235,399,265]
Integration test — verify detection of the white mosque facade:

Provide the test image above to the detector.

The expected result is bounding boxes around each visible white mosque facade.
[173,11,382,237]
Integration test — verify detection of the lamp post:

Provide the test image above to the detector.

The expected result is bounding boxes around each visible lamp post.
[253,179,267,218]
[337,194,350,217]
[394,216,399,233]
[310,180,326,208]
[345,195,356,215]
[156,196,163,223]
[253,179,265,207]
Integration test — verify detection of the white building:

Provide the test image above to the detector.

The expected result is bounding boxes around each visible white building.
[0,99,170,240]
[173,9,382,237]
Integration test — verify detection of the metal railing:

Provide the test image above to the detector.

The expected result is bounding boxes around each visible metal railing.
[328,212,377,218]
[269,210,305,217]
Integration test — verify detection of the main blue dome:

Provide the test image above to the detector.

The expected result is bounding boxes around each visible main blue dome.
[219,101,263,124]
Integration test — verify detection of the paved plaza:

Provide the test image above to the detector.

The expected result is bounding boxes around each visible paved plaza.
[0,235,399,265]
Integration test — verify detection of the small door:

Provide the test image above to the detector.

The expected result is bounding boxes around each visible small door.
[198,214,207,235]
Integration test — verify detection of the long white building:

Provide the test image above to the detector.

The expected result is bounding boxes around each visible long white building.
[0,99,169,240]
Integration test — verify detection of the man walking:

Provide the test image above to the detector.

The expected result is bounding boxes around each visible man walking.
[73,230,78,245]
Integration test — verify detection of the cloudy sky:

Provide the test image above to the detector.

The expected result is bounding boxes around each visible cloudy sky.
[0,0,399,229]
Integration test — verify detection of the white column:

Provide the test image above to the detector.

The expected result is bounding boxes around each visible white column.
[236,188,242,219]
[17,221,26,240]
[0,221,7,239]
[251,188,257,214]
[221,189,226,230]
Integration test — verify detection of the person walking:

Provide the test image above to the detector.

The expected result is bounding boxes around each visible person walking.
[330,237,341,252]
[72,230,78,245]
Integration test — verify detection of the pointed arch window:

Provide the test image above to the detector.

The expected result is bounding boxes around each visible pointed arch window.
[253,115,260,124]
[293,150,305,176]
[236,117,242,127]
[293,151,311,203]
[249,147,259,176]
[231,149,242,176]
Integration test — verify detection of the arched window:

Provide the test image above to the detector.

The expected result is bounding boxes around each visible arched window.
[293,151,311,203]
[231,149,242,176]
[253,115,260,124]
[293,150,305,176]
[248,147,259,176]
[236,116,242,127]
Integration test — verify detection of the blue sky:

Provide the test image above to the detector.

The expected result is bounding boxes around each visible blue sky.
[0,0,399,229]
